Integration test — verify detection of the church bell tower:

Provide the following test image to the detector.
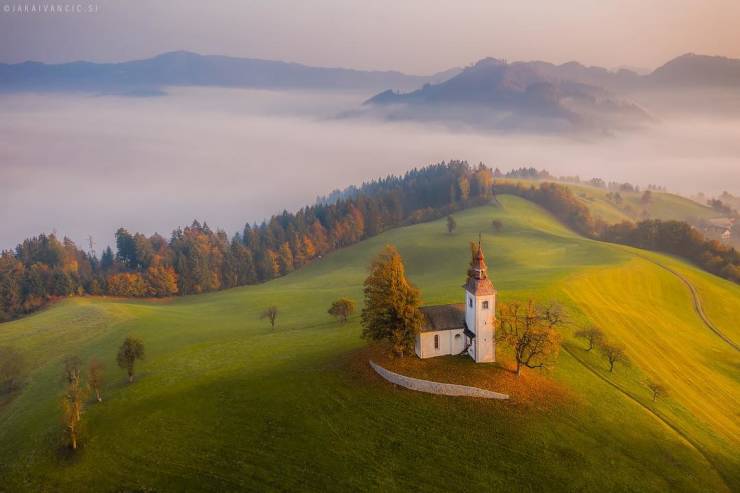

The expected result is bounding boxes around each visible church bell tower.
[464,239,496,363]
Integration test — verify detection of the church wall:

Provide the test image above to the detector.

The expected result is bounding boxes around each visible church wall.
[416,329,465,359]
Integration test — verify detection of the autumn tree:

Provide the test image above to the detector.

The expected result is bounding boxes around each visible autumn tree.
[261,305,279,329]
[491,219,503,233]
[446,215,457,234]
[599,342,628,372]
[145,264,178,297]
[575,326,604,351]
[328,298,356,323]
[63,356,82,388]
[361,245,424,357]
[117,336,145,383]
[88,359,104,402]
[647,380,668,402]
[61,355,86,450]
[0,346,24,393]
[497,300,562,376]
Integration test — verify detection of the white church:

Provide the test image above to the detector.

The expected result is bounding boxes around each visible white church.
[414,241,496,363]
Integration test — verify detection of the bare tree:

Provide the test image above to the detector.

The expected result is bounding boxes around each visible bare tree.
[261,305,279,329]
[63,356,82,388]
[539,302,567,328]
[647,381,668,402]
[599,343,628,372]
[574,326,604,351]
[61,356,86,450]
[498,300,562,376]
[88,359,104,402]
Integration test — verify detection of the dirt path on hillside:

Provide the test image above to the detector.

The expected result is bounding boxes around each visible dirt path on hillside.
[562,344,732,493]
[635,254,738,352]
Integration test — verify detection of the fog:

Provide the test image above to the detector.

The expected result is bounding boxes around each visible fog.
[1,87,739,251]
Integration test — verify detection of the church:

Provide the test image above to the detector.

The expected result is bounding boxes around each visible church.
[414,241,496,363]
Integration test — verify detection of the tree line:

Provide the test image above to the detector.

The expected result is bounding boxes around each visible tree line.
[0,161,494,321]
[496,182,740,283]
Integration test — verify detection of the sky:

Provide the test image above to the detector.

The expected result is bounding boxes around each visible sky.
[1,0,739,73]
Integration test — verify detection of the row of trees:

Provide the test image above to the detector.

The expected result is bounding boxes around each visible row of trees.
[60,337,145,450]
[0,161,495,322]
[497,182,740,283]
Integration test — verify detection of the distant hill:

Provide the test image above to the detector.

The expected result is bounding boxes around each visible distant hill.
[647,53,740,88]
[362,52,740,131]
[0,50,460,93]
[363,58,651,132]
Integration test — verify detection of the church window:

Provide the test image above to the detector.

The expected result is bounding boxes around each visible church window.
[469,298,473,307]
[482,301,489,309]
[434,334,439,349]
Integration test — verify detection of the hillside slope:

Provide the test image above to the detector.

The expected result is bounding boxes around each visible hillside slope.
[0,196,737,492]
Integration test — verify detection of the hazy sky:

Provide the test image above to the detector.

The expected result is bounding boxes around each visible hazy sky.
[1,0,739,73]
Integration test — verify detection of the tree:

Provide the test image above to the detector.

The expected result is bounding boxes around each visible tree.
[361,245,424,357]
[88,359,104,402]
[63,356,82,388]
[261,305,278,329]
[328,298,356,323]
[574,326,604,351]
[647,380,668,402]
[641,190,653,205]
[599,342,628,372]
[61,356,86,450]
[497,301,562,376]
[117,336,145,383]
[446,215,457,234]
[145,265,178,297]
[0,346,24,393]
[491,219,503,233]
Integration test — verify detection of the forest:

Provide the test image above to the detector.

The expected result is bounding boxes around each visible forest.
[0,161,493,321]
[2,162,738,322]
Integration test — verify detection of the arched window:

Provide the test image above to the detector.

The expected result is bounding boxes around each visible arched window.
[434,334,439,349]
[469,298,473,307]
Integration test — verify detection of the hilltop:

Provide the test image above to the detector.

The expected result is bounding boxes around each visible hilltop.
[1,195,737,491]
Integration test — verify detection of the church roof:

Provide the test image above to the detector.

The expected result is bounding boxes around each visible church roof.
[420,304,466,332]
[465,240,495,295]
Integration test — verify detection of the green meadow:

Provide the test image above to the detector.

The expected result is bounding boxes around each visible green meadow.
[0,195,737,492]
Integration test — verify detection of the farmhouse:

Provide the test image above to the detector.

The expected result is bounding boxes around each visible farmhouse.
[415,241,496,363]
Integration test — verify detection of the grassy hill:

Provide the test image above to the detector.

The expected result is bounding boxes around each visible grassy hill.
[0,196,738,492]
[498,178,721,224]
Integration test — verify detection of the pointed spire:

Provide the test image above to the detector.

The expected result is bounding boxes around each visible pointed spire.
[471,236,488,280]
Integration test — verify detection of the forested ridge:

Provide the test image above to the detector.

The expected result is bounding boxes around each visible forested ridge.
[0,161,494,321]
[1,161,737,322]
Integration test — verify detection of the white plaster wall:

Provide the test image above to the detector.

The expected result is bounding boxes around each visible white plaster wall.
[417,329,465,359]
[476,293,496,363]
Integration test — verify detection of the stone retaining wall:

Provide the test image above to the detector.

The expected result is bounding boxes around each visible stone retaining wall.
[369,361,509,400]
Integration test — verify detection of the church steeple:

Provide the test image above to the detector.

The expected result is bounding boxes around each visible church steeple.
[463,236,496,363]
[470,237,488,280]
[465,237,495,296]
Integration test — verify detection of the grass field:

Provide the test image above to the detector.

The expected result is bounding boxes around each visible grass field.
[499,178,721,224]
[0,195,738,492]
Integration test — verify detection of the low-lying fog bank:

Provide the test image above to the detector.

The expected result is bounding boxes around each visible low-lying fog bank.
[1,87,738,250]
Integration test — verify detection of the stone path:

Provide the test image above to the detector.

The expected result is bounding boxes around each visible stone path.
[369,361,509,399]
